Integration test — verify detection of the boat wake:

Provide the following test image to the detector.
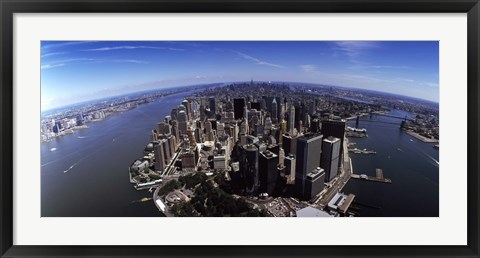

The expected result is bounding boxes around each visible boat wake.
[77,136,87,139]
[63,162,79,173]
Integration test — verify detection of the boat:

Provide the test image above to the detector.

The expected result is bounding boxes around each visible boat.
[50,148,57,151]
[140,197,150,202]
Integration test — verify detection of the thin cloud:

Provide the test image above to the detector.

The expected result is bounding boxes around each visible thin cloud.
[234,51,285,68]
[41,64,65,70]
[369,65,409,69]
[83,46,184,51]
[335,41,380,59]
[41,52,66,58]
[42,41,98,50]
[42,58,148,69]
[299,64,317,73]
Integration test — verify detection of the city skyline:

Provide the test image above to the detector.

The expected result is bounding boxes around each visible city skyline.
[41,41,439,111]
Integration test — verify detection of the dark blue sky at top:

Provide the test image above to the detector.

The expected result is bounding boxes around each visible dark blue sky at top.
[41,41,439,110]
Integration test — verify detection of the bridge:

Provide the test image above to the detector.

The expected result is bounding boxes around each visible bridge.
[352,112,413,127]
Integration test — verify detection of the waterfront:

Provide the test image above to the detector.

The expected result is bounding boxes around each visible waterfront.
[344,109,439,217]
[41,92,439,217]
[41,92,194,216]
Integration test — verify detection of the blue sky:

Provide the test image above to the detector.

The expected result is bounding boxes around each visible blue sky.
[41,41,439,110]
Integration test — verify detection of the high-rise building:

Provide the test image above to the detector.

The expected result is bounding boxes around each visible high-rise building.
[271,98,278,124]
[304,167,325,200]
[282,134,297,156]
[171,120,180,144]
[250,102,261,111]
[259,150,279,196]
[321,136,341,182]
[288,105,295,134]
[240,144,259,195]
[209,97,216,116]
[167,134,176,155]
[161,139,171,163]
[157,122,171,135]
[182,99,191,121]
[284,154,296,184]
[154,141,166,172]
[295,133,323,199]
[234,98,245,120]
[310,118,321,133]
[178,110,188,135]
[321,119,346,165]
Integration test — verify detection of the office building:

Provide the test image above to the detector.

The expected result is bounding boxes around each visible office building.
[321,119,346,165]
[259,150,279,196]
[284,154,296,184]
[154,141,166,172]
[282,134,297,156]
[304,167,325,200]
[234,98,245,120]
[240,144,259,195]
[321,136,341,182]
[288,105,295,134]
[209,97,216,116]
[295,133,323,199]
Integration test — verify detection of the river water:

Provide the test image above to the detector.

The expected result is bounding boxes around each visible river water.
[42,93,439,217]
[343,109,439,217]
[41,92,192,216]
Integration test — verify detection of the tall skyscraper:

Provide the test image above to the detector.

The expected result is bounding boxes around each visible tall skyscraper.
[288,105,295,134]
[321,136,341,182]
[295,133,323,199]
[304,167,325,200]
[234,98,245,120]
[154,141,166,172]
[157,122,171,135]
[284,154,296,184]
[321,119,346,165]
[240,144,259,195]
[271,98,278,124]
[171,120,180,144]
[178,110,188,136]
[182,99,191,121]
[209,97,216,116]
[282,134,297,156]
[259,150,279,196]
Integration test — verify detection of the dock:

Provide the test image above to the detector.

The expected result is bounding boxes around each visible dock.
[351,168,392,183]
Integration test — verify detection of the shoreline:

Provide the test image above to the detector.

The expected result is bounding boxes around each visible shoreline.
[404,130,439,143]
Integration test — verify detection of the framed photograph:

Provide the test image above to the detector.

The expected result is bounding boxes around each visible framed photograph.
[1,0,479,257]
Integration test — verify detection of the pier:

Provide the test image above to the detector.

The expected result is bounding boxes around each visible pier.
[351,168,392,183]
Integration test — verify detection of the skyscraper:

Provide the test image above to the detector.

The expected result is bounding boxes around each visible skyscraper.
[154,141,166,172]
[304,167,325,200]
[288,105,295,134]
[178,110,188,136]
[240,144,259,195]
[271,98,278,124]
[157,122,171,135]
[295,133,323,200]
[209,97,216,116]
[284,154,296,184]
[234,98,245,120]
[321,136,341,182]
[282,134,297,156]
[259,150,279,196]
[321,119,346,166]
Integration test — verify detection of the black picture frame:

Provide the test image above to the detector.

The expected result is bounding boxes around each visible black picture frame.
[1,0,479,257]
